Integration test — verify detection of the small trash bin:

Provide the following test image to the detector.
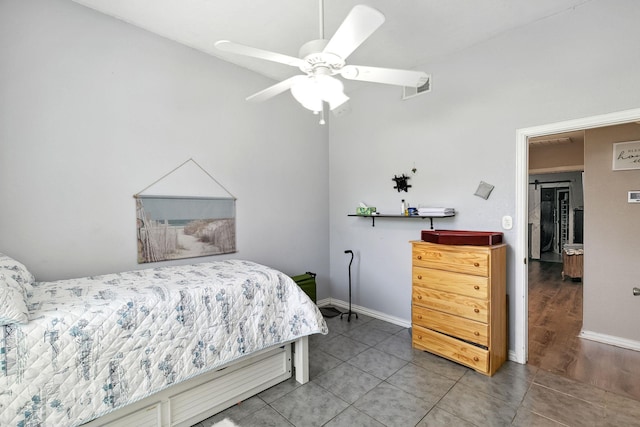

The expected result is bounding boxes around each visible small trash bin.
[290,272,317,303]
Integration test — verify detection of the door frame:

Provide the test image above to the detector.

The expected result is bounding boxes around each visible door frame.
[513,107,640,364]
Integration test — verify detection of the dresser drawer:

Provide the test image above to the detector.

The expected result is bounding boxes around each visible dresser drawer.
[413,267,489,299]
[412,325,489,373]
[413,305,488,347]
[413,244,489,276]
[412,287,489,323]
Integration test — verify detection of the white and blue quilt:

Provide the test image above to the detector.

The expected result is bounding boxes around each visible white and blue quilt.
[0,260,327,426]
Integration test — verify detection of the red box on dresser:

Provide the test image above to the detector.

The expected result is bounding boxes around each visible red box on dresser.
[421,229,503,246]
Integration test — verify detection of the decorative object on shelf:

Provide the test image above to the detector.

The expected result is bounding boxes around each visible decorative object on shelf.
[392,174,411,192]
[417,207,454,217]
[474,181,495,200]
[134,159,237,263]
[356,206,376,215]
[356,202,376,215]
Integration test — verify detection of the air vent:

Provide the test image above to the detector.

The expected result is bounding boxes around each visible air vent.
[402,75,431,100]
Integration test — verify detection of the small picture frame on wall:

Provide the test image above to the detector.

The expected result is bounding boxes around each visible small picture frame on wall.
[612,140,640,170]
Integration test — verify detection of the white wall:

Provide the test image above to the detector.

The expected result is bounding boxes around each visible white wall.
[329,0,640,347]
[0,0,330,293]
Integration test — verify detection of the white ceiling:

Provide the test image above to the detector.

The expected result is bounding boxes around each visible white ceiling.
[70,0,590,90]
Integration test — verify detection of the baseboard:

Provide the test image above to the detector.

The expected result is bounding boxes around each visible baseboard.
[579,329,640,352]
[508,350,522,364]
[317,298,411,328]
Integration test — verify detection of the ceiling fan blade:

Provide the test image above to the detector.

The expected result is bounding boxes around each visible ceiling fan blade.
[215,40,306,68]
[246,76,306,103]
[323,5,385,60]
[339,65,430,87]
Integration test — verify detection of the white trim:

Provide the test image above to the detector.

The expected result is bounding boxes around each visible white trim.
[317,298,412,328]
[316,297,332,307]
[528,165,584,174]
[515,107,640,365]
[579,330,640,352]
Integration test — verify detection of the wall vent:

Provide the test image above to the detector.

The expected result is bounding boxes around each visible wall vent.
[402,75,431,100]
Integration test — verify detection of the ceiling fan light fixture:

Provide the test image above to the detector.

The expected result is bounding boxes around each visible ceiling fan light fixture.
[290,74,345,112]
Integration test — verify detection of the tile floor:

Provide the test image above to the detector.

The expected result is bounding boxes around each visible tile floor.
[194,314,640,427]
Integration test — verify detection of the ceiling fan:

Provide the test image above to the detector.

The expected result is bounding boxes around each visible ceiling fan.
[215,1,430,124]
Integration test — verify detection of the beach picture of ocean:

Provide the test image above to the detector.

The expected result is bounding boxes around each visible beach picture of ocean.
[136,196,236,263]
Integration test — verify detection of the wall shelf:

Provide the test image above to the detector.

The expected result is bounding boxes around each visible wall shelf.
[348,213,455,228]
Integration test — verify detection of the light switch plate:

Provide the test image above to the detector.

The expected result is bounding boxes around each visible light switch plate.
[502,215,513,230]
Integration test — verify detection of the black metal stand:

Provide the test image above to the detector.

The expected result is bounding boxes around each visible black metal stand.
[341,250,358,322]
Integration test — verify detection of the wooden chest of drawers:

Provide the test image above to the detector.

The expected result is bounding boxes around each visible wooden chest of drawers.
[411,241,507,376]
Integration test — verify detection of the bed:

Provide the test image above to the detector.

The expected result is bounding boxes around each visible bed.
[0,253,327,427]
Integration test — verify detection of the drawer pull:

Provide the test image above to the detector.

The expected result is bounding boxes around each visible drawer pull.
[474,285,480,290]
[474,331,480,336]
[418,335,423,339]
[473,356,479,362]
[418,315,423,319]
[417,275,422,280]
[473,262,480,267]
[417,295,423,300]
[474,308,480,313]
[417,255,422,260]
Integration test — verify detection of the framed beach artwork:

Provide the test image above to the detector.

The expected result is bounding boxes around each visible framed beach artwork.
[135,159,237,263]
[136,196,236,263]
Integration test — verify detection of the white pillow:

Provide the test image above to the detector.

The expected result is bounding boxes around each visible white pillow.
[0,252,35,295]
[0,273,29,325]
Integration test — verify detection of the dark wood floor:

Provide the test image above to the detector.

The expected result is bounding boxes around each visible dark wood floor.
[528,260,640,401]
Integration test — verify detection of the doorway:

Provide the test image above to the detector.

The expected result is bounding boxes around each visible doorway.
[526,137,583,372]
[513,107,640,365]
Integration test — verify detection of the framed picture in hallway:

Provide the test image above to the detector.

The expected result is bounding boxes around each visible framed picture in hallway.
[612,140,640,170]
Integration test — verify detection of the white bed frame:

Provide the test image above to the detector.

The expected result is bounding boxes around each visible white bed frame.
[82,336,309,427]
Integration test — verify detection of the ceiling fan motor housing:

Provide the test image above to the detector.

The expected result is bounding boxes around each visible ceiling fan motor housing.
[299,39,344,74]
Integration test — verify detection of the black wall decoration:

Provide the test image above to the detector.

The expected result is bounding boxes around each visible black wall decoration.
[392,174,411,192]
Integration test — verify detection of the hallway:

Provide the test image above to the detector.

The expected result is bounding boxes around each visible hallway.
[528,260,640,401]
